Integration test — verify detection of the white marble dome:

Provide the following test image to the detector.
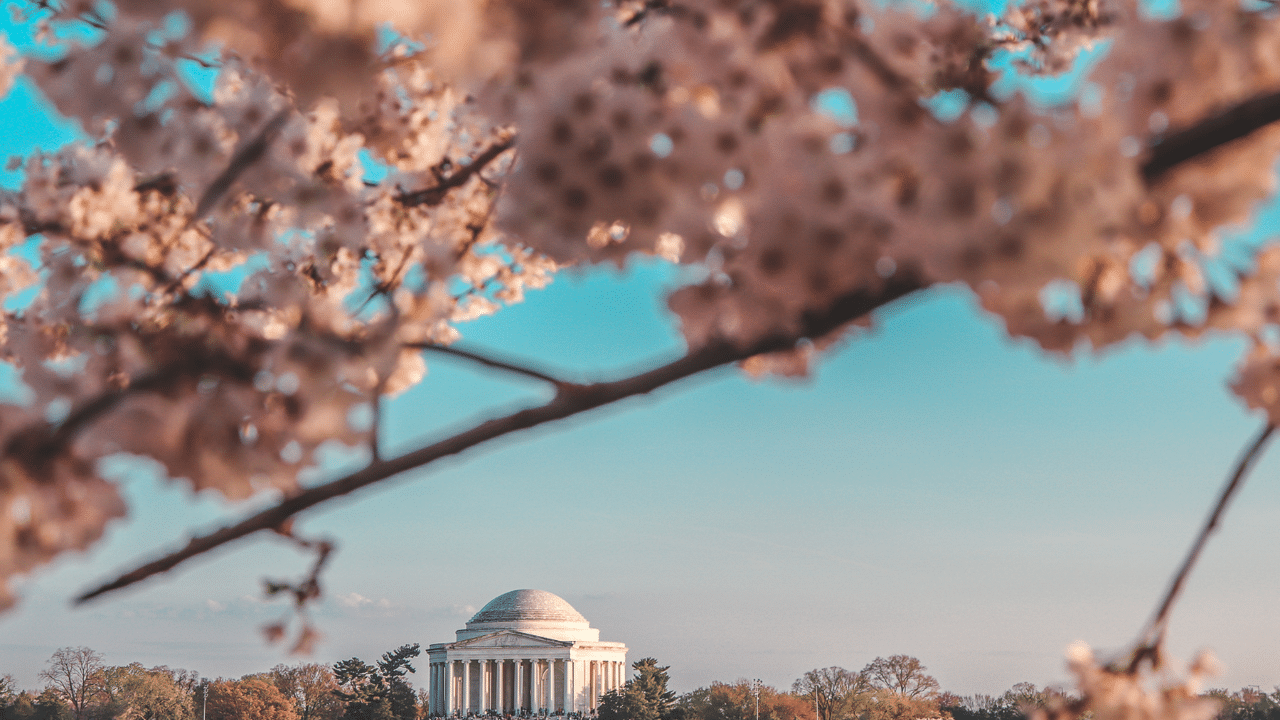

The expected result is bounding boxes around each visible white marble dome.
[469,589,587,624]
[456,589,599,642]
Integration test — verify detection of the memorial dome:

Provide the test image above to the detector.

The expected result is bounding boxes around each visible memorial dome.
[469,589,588,624]
[455,589,598,642]
[427,588,628,716]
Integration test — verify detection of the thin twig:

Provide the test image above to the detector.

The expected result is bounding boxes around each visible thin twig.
[75,273,923,603]
[370,381,383,462]
[397,135,516,207]
[1127,421,1277,672]
[163,245,217,296]
[411,343,570,387]
[354,248,413,315]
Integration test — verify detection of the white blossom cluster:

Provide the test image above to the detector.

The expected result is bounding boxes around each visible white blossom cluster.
[0,0,555,610]
[0,0,1279,646]
[1030,643,1223,720]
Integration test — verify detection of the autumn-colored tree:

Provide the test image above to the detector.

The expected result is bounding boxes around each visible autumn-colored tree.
[38,649,106,720]
[679,680,814,720]
[205,678,297,720]
[1205,688,1280,720]
[93,664,195,720]
[264,664,341,720]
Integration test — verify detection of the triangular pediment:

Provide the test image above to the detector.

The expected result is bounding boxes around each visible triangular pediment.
[450,630,572,649]
[450,630,570,648]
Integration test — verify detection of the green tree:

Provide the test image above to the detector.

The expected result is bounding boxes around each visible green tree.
[33,691,73,720]
[333,645,420,720]
[598,659,677,720]
[378,646,420,720]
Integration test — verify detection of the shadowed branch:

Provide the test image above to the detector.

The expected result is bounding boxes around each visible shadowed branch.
[74,273,923,604]
[1143,89,1280,182]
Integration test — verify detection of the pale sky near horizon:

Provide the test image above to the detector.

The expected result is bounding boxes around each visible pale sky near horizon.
[6,0,1280,703]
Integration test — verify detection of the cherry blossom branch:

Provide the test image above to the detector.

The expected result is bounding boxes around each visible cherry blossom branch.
[6,347,256,467]
[1126,421,1277,672]
[74,273,923,604]
[396,134,516,207]
[193,109,292,219]
[1143,89,1280,182]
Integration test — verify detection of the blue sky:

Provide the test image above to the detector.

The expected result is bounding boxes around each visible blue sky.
[6,0,1280,703]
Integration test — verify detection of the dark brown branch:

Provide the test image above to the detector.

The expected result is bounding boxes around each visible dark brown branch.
[397,135,515,207]
[6,349,256,468]
[75,273,923,604]
[193,109,292,220]
[411,343,571,387]
[1126,421,1277,672]
[1143,89,1280,183]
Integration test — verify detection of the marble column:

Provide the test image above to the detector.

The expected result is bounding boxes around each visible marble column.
[568,660,576,714]
[448,661,456,717]
[516,660,525,714]
[435,663,443,716]
[498,660,506,714]
[535,660,543,714]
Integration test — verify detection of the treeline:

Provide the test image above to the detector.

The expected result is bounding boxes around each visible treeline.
[597,658,1273,720]
[0,645,426,720]
[7,649,1274,720]
[603,656,973,720]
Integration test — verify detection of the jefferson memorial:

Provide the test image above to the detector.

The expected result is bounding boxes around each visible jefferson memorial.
[427,589,629,716]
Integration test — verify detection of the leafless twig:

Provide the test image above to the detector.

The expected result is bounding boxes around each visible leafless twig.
[411,343,571,387]
[1125,421,1277,673]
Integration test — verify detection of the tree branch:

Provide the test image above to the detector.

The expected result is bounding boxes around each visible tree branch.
[1143,89,1280,183]
[396,135,515,207]
[1126,421,1276,672]
[410,343,571,387]
[75,273,923,604]
[193,109,292,220]
[6,347,256,469]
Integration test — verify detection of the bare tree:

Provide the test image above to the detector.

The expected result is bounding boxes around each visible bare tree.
[38,647,106,720]
[792,668,868,720]
[861,656,938,702]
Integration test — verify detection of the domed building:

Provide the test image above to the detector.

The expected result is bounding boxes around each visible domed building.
[427,590,628,717]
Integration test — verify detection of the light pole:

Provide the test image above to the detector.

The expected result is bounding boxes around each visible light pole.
[751,679,761,720]
[202,680,208,720]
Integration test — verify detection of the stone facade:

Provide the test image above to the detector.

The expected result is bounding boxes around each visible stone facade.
[427,590,628,717]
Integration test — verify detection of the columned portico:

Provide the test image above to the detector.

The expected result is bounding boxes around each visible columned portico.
[428,590,628,717]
